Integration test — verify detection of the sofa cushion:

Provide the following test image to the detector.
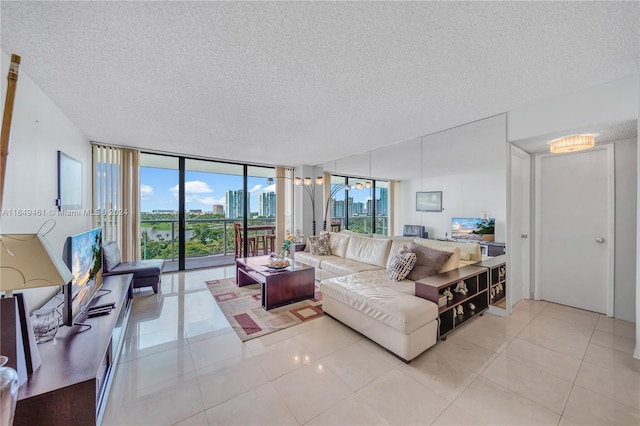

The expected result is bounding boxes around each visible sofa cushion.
[345,235,392,268]
[438,247,460,273]
[109,259,164,279]
[319,270,438,334]
[328,232,350,258]
[406,243,453,281]
[102,241,121,273]
[414,237,482,262]
[411,239,461,273]
[387,246,417,281]
[307,234,331,256]
[293,251,326,268]
[320,257,383,276]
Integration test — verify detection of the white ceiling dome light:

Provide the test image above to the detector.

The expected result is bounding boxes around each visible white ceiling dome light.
[549,135,596,154]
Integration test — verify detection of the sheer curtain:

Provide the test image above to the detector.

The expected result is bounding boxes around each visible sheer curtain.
[92,144,140,261]
[276,167,294,251]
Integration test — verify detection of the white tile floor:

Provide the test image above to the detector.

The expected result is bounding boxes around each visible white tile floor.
[102,267,639,425]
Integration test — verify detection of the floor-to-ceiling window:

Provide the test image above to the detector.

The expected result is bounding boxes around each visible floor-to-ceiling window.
[140,153,276,271]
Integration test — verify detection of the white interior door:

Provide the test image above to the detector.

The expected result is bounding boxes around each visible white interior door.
[535,146,614,315]
[509,145,531,306]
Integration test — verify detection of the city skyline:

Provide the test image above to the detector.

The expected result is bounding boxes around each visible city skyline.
[140,167,375,214]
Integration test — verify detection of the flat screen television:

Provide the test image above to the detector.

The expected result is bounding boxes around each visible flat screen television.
[451,217,495,241]
[62,227,103,326]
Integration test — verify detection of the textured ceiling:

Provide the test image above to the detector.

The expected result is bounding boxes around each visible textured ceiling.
[1,1,638,167]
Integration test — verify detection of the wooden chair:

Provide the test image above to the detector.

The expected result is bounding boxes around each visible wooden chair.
[254,234,266,256]
[234,223,256,258]
[265,234,276,255]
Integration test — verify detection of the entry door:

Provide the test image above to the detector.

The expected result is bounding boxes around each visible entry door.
[535,146,614,315]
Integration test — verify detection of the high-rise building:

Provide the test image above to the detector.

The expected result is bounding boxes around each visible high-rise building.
[258,192,276,217]
[212,204,224,215]
[353,201,365,215]
[332,199,345,218]
[225,189,248,218]
[378,187,389,216]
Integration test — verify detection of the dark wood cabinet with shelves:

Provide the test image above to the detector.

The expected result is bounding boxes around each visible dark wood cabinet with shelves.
[415,265,489,339]
[14,273,133,426]
[476,255,507,308]
[479,241,506,257]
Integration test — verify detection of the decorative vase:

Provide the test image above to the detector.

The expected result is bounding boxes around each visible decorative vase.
[1,355,19,426]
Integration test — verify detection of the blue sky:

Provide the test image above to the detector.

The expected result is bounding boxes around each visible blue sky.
[140,167,373,213]
[140,168,273,213]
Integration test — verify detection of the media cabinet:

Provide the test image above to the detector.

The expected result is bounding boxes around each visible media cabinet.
[14,273,133,426]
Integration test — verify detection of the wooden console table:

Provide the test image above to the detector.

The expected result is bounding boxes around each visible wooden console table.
[14,273,133,426]
[415,265,489,339]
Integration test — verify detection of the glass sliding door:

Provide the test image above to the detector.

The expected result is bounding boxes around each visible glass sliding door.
[139,153,277,271]
[247,166,277,255]
[139,154,180,271]
[184,159,244,269]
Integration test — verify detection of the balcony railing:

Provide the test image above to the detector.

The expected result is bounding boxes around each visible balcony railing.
[140,218,276,266]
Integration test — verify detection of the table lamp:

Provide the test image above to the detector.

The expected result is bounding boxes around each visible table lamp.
[0,233,72,386]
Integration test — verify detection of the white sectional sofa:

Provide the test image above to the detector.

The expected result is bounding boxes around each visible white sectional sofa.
[294,232,482,361]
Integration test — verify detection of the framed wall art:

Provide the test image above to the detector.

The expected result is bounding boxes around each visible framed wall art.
[416,191,442,212]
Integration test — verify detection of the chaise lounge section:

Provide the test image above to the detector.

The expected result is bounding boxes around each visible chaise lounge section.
[294,232,482,361]
[102,241,165,293]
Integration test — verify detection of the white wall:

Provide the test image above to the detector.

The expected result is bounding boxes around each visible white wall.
[400,115,507,242]
[1,51,92,312]
[615,138,637,322]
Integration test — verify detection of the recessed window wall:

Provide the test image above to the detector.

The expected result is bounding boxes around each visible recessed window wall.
[140,153,276,271]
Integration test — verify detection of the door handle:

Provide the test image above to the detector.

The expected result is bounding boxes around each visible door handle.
[521,234,528,239]
[596,237,605,243]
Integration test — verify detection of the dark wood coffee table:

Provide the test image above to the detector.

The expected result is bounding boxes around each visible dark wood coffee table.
[236,255,315,310]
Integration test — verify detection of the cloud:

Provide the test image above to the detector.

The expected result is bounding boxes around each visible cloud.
[250,183,276,194]
[169,181,227,207]
[249,184,263,193]
[140,184,154,199]
[170,180,214,196]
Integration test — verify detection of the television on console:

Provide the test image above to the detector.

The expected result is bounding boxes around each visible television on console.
[62,227,103,326]
[451,217,495,241]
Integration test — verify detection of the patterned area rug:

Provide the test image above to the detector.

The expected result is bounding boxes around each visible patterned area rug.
[206,278,323,341]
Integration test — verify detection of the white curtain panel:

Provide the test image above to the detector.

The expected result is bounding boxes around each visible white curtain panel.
[92,144,140,261]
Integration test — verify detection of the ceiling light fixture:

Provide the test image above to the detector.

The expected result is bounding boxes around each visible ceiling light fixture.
[549,135,595,154]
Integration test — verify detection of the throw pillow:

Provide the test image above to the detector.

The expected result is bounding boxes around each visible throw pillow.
[102,241,121,272]
[406,243,453,281]
[387,246,417,281]
[307,234,331,256]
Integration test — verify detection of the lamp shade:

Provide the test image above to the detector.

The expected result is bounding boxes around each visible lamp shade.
[549,135,595,154]
[0,233,72,291]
